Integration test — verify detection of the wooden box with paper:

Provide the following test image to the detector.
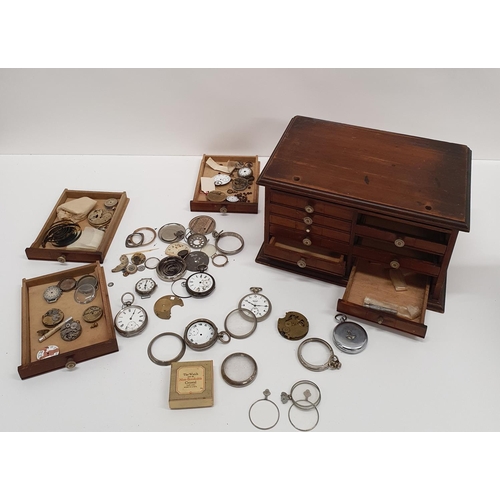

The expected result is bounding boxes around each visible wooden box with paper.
[190,155,260,214]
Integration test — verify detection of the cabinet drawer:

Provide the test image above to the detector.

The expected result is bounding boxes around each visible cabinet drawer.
[269,224,351,254]
[352,242,441,277]
[264,237,346,276]
[355,214,449,255]
[269,191,354,221]
[337,260,429,338]
[269,214,351,243]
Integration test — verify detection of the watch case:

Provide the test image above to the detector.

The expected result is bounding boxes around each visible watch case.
[25,188,129,263]
[190,154,260,214]
[19,262,118,379]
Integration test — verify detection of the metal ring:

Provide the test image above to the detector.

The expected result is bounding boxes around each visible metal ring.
[213,231,245,255]
[170,278,193,299]
[287,380,321,410]
[120,292,135,306]
[145,256,160,269]
[249,390,280,430]
[297,337,338,372]
[211,253,228,267]
[288,399,320,432]
[224,308,258,339]
[133,227,157,246]
[125,232,144,248]
[147,332,186,366]
[221,352,258,387]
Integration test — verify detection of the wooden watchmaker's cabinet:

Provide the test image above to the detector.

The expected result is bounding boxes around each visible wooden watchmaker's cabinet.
[256,116,472,337]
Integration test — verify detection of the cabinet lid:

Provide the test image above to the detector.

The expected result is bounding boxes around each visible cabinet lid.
[259,116,471,232]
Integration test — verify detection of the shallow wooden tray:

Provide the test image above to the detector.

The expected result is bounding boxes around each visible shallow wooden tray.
[25,189,129,263]
[190,155,259,214]
[19,262,118,379]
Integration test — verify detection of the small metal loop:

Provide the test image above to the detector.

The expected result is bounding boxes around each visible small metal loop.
[214,231,245,255]
[297,337,341,372]
[132,226,157,246]
[284,380,321,410]
[120,292,135,306]
[335,313,348,323]
[125,232,144,248]
[249,390,280,430]
[145,256,160,269]
[147,332,186,366]
[211,253,228,267]
[288,399,320,432]
[217,331,232,344]
[250,287,263,294]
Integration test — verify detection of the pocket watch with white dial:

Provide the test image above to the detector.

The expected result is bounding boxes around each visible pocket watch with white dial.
[184,318,230,351]
[135,277,158,299]
[238,287,272,321]
[114,293,148,337]
[185,267,216,298]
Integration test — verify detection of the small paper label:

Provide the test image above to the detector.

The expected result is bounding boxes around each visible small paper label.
[176,365,206,395]
[206,157,235,174]
[200,177,216,193]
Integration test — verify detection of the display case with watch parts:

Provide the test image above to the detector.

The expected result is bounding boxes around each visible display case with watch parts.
[190,154,260,214]
[19,262,118,379]
[25,188,129,263]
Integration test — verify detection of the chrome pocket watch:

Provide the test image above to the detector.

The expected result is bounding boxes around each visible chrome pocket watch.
[333,314,368,354]
[114,292,148,337]
[184,318,230,351]
[185,267,216,298]
[238,287,271,321]
[135,277,158,299]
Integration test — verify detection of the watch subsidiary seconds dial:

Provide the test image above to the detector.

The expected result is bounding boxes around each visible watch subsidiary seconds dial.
[185,268,216,298]
[135,277,158,299]
[114,293,148,337]
[184,318,229,351]
[238,287,272,321]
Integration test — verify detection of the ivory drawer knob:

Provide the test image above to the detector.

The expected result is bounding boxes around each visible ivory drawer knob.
[219,206,228,214]
[303,216,313,225]
[304,205,314,214]
[65,358,77,370]
[302,238,312,246]
[390,259,400,269]
[394,238,405,248]
[377,316,384,325]
[297,258,307,268]
[57,255,67,263]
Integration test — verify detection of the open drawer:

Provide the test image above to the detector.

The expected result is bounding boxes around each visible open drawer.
[337,260,430,338]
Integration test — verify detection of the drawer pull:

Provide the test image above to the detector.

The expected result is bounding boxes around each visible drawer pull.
[390,259,400,269]
[65,358,77,370]
[302,238,312,246]
[297,258,307,268]
[394,238,405,248]
[304,205,314,214]
[303,216,313,225]
[377,316,384,325]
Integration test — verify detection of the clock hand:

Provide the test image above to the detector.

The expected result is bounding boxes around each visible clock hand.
[129,310,137,320]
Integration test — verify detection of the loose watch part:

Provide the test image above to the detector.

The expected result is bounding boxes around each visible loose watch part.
[158,223,186,243]
[297,338,342,371]
[77,274,99,289]
[188,215,216,235]
[130,252,146,266]
[277,311,309,340]
[185,268,216,298]
[213,173,231,186]
[154,295,184,319]
[112,254,129,273]
[226,195,239,203]
[87,208,113,228]
[206,190,227,202]
[58,277,77,292]
[238,287,272,322]
[114,292,148,337]
[186,232,207,249]
[332,314,368,354]
[184,318,230,351]
[60,320,82,342]
[165,242,190,256]
[104,197,118,210]
[185,251,210,272]
[82,305,103,323]
[43,285,62,304]
[232,177,249,191]
[135,277,158,299]
[238,166,253,178]
[42,308,65,327]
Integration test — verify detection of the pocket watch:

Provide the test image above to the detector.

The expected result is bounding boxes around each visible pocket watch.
[213,173,231,186]
[135,277,158,299]
[184,318,230,351]
[185,267,216,298]
[332,314,368,354]
[114,292,148,337]
[238,287,272,321]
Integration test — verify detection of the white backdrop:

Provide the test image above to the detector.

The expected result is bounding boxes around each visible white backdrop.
[1,68,499,158]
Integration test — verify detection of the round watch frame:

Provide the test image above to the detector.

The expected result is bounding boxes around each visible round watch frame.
[183,318,229,351]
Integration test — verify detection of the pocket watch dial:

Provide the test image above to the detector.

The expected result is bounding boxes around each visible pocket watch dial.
[43,285,62,303]
[213,174,231,186]
[186,272,215,296]
[114,306,148,336]
[186,321,216,346]
[239,293,271,321]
